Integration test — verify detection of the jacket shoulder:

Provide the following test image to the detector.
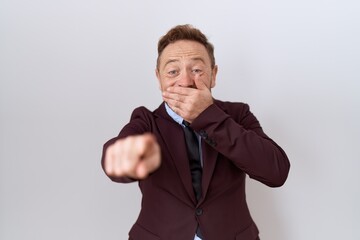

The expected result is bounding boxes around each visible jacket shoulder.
[118,106,157,138]
[214,99,250,120]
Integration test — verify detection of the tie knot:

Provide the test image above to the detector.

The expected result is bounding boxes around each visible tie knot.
[182,120,191,127]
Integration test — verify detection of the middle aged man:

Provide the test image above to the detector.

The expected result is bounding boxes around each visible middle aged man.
[102,24,290,240]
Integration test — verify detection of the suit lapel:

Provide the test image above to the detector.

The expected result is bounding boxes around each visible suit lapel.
[155,104,197,204]
[154,103,219,206]
[199,141,218,205]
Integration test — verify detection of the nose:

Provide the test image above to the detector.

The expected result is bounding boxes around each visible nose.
[177,70,195,88]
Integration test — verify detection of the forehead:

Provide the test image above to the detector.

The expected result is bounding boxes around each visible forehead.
[159,40,211,67]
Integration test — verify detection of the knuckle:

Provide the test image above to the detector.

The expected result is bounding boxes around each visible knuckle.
[104,162,113,175]
[113,166,124,176]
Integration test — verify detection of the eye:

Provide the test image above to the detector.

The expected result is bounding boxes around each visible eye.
[167,70,178,76]
[192,69,202,74]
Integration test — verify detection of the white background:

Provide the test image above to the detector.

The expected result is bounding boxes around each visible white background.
[1,0,359,239]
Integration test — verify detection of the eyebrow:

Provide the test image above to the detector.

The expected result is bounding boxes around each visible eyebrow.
[163,59,179,68]
[163,57,206,69]
[191,57,206,65]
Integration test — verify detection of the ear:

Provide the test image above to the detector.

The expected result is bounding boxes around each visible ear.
[210,65,218,88]
[155,69,161,90]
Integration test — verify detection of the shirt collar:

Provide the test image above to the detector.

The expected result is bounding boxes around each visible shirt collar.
[165,103,184,126]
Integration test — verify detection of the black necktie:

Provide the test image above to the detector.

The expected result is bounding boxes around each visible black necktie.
[183,120,204,239]
[182,120,202,201]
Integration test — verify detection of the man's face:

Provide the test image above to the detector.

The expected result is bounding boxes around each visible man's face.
[156,40,217,92]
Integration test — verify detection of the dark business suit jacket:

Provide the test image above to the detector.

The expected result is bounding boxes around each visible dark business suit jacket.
[102,100,290,240]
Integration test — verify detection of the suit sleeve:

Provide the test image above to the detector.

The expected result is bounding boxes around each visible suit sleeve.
[101,107,152,183]
[190,102,290,187]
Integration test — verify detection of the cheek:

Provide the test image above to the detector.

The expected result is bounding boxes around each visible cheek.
[199,73,213,88]
[159,78,176,91]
